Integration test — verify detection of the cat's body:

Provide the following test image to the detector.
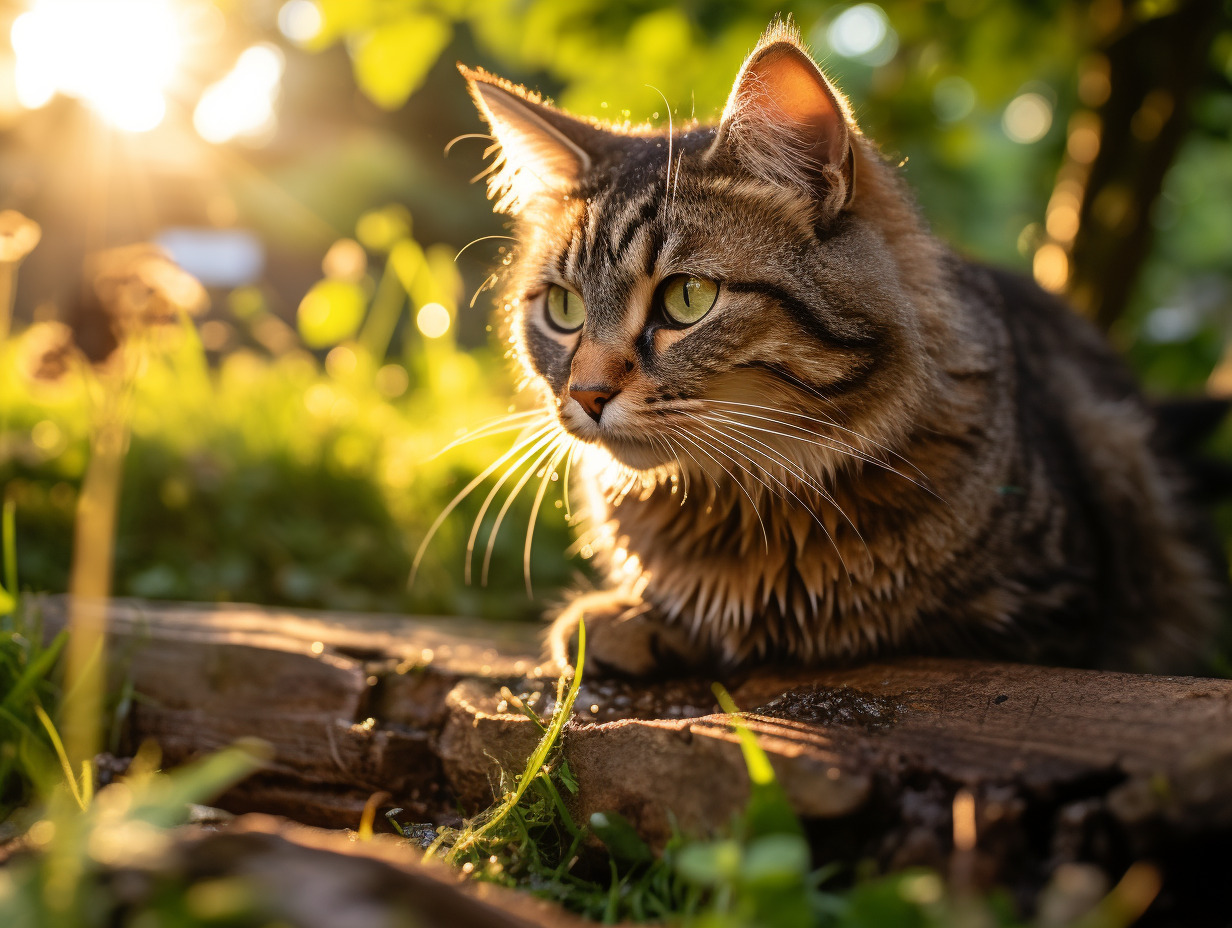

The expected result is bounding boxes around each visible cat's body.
[461,24,1222,675]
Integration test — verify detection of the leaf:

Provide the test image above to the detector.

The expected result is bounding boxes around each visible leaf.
[590,810,653,865]
[388,239,425,295]
[129,739,270,829]
[675,839,741,886]
[356,205,412,253]
[297,279,367,348]
[712,683,803,840]
[740,833,811,888]
[351,14,452,111]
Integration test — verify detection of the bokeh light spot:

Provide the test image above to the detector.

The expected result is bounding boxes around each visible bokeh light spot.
[828,4,888,58]
[278,0,322,44]
[1032,243,1069,292]
[375,364,410,399]
[416,302,450,339]
[933,76,976,124]
[1002,92,1053,144]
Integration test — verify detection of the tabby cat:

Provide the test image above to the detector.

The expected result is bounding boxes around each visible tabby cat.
[457,22,1222,676]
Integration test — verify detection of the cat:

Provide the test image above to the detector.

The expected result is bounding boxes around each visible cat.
[457,21,1223,677]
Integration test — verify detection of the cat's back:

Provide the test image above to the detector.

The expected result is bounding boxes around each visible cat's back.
[952,259,1222,672]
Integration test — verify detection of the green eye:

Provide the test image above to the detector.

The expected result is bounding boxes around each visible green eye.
[546,285,586,332]
[661,275,719,325]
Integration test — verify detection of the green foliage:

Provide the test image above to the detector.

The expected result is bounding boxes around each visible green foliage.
[0,741,266,928]
[1,210,580,620]
[0,504,67,820]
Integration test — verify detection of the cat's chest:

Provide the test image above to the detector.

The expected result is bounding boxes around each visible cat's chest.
[599,481,940,621]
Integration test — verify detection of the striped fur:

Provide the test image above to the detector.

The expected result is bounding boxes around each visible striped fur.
[460,24,1223,675]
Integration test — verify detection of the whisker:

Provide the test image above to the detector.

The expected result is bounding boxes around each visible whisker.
[684,414,853,583]
[646,84,672,225]
[653,432,690,503]
[481,433,563,587]
[455,234,518,263]
[465,428,560,585]
[704,398,928,480]
[424,410,547,462]
[666,424,770,552]
[523,441,571,597]
[697,413,872,567]
[410,422,555,587]
[470,272,500,309]
[561,441,579,523]
[444,132,494,156]
[706,409,915,487]
[670,150,684,223]
[701,401,935,494]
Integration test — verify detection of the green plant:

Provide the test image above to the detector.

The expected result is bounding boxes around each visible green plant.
[0,741,267,928]
[0,500,70,822]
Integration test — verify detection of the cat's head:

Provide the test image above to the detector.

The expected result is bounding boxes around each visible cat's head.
[462,22,946,481]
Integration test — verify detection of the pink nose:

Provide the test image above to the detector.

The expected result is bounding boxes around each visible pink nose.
[570,385,619,422]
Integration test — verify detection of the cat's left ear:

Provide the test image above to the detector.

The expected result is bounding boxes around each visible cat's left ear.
[460,65,606,215]
[711,30,856,213]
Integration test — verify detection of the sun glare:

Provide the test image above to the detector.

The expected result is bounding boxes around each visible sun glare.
[11,0,184,132]
[193,44,284,144]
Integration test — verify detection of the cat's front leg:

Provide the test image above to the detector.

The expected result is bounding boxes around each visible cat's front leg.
[548,589,702,677]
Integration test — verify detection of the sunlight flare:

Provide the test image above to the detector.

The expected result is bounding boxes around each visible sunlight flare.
[11,0,184,132]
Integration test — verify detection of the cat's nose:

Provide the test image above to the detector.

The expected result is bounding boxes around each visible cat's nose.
[569,385,620,423]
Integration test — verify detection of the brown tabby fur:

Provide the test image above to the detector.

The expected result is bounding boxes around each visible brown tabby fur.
[460,22,1222,676]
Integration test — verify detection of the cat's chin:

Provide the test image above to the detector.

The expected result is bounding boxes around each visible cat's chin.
[565,427,673,472]
[595,439,673,472]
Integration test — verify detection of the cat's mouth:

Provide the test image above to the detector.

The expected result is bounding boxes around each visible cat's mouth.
[560,399,675,471]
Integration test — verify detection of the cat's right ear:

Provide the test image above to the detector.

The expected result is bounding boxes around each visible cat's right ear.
[710,28,856,215]
[460,65,602,215]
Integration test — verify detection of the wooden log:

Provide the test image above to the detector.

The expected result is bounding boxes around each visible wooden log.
[111,814,591,928]
[33,596,1232,920]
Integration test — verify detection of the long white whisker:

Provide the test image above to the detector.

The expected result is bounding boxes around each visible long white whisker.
[561,441,579,523]
[523,441,571,597]
[647,84,672,224]
[686,415,853,584]
[470,272,500,309]
[455,234,517,263]
[697,413,872,567]
[465,428,560,585]
[666,424,770,553]
[444,132,494,156]
[652,432,690,503]
[424,411,548,462]
[704,398,928,480]
[409,422,555,587]
[481,434,563,587]
[701,401,936,495]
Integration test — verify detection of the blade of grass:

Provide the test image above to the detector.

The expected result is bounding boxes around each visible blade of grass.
[1,630,67,714]
[445,618,585,861]
[2,498,16,614]
[33,704,85,811]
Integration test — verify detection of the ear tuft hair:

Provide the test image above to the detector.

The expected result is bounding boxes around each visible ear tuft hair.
[711,20,856,213]
[460,65,598,215]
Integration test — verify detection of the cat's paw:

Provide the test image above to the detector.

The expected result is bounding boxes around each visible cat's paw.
[548,590,699,678]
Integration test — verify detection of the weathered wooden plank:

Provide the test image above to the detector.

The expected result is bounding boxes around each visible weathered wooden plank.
[32,595,1232,917]
[114,814,591,928]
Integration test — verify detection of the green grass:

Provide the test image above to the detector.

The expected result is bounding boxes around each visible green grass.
[0,322,580,622]
[0,500,69,822]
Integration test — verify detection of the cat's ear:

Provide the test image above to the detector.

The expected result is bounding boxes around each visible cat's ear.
[711,26,855,213]
[460,65,604,215]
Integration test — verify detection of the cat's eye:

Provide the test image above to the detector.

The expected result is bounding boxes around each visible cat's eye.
[661,276,720,326]
[546,285,586,332]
